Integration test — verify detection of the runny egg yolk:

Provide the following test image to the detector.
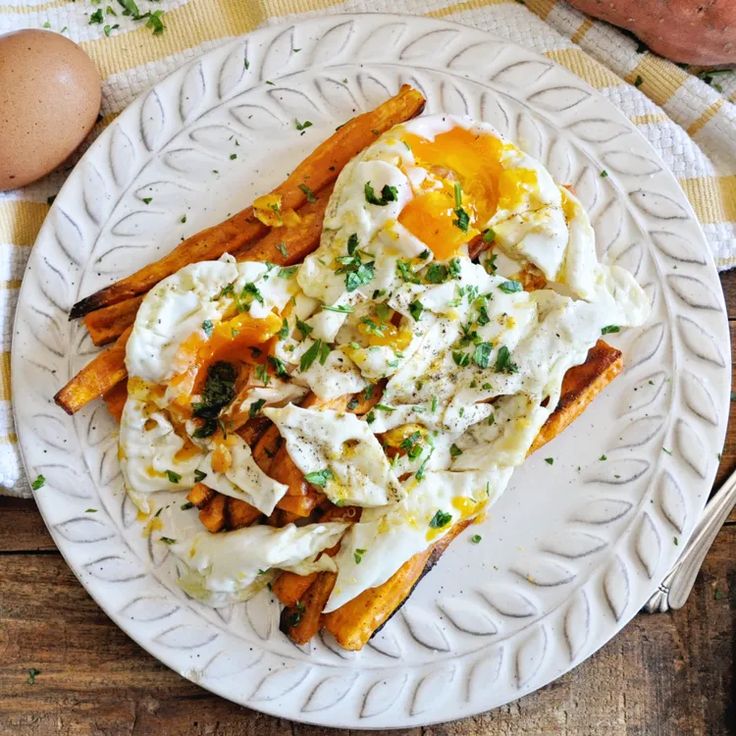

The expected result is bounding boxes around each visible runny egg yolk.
[397,126,537,260]
[167,310,282,409]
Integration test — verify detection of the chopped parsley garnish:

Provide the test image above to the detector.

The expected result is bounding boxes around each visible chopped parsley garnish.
[294,119,313,133]
[142,197,152,205]
[544,458,554,466]
[31,474,45,491]
[476,304,490,325]
[160,537,177,545]
[194,469,207,483]
[484,253,498,274]
[449,443,463,458]
[181,502,194,510]
[599,454,607,461]
[634,74,644,88]
[364,181,398,206]
[409,299,424,321]
[471,534,482,544]
[229,153,237,160]
[277,241,288,258]
[26,668,41,685]
[249,399,266,418]
[201,319,213,337]
[353,548,367,564]
[452,350,470,368]
[85,508,97,513]
[298,183,316,203]
[255,363,270,386]
[498,279,522,294]
[452,182,470,232]
[600,169,609,178]
[236,282,264,311]
[300,339,330,371]
[145,9,165,35]
[295,318,313,339]
[278,265,298,279]
[192,361,237,438]
[494,345,518,374]
[166,470,182,483]
[425,263,449,283]
[400,431,424,460]
[89,9,104,23]
[482,228,495,243]
[322,304,354,313]
[217,282,235,299]
[180,214,187,223]
[268,356,288,377]
[375,403,395,413]
[472,342,492,369]
[335,233,375,292]
[361,317,386,337]
[429,509,453,529]
[397,259,420,284]
[277,319,289,340]
[601,325,620,334]
[304,468,332,487]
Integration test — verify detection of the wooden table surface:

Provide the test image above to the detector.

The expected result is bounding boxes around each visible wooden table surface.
[2,275,735,736]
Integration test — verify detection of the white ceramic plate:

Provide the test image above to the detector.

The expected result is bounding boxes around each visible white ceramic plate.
[13,14,730,729]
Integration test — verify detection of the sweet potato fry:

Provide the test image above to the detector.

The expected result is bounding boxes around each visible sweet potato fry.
[272,503,359,607]
[225,497,261,529]
[528,340,622,454]
[102,380,128,423]
[323,520,472,650]
[83,295,143,347]
[187,483,215,508]
[273,571,319,607]
[54,326,132,415]
[251,424,281,473]
[69,85,426,318]
[199,492,226,533]
[282,571,337,645]
[276,492,321,518]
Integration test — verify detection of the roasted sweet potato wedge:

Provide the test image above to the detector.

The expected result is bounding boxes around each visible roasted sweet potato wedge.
[322,520,472,650]
[529,340,622,454]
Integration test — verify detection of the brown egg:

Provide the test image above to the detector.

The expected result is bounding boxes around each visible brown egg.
[0,29,101,191]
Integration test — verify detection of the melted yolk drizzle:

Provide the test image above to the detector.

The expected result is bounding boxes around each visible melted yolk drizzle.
[397,126,538,261]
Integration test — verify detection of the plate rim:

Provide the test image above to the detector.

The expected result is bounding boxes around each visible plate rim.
[12,12,731,729]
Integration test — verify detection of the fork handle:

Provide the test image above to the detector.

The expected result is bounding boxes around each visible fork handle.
[644,466,736,613]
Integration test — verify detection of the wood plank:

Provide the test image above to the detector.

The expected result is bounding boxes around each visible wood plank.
[0,496,54,552]
[718,268,736,320]
[0,527,732,735]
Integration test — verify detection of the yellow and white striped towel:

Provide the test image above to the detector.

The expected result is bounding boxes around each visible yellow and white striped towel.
[1,0,734,496]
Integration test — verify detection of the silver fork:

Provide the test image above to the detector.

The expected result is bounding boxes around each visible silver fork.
[644,467,736,613]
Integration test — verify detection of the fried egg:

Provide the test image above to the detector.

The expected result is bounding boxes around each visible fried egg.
[119,113,649,611]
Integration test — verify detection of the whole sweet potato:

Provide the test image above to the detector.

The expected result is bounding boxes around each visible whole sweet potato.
[568,0,736,66]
